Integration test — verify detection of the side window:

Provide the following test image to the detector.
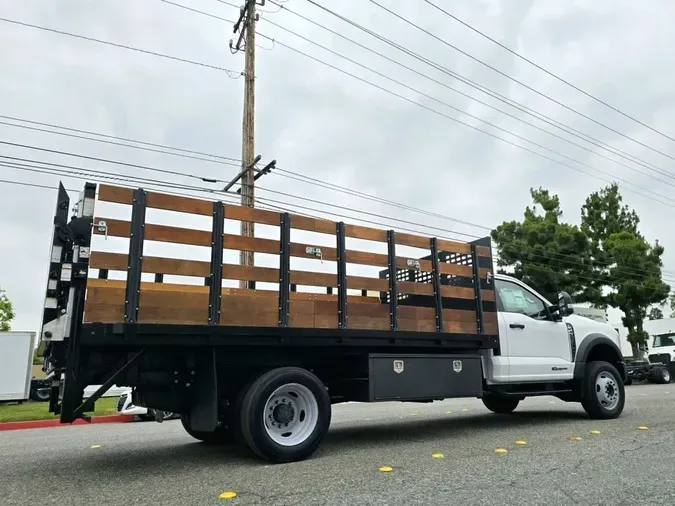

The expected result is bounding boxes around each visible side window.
[495,280,547,320]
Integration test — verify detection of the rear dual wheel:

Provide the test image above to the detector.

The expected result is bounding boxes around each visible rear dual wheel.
[238,367,331,463]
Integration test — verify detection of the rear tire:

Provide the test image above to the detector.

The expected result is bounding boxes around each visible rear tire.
[180,415,234,445]
[238,367,331,463]
[650,366,671,384]
[481,394,520,414]
[581,361,625,419]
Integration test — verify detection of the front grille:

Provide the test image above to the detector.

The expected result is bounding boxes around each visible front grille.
[116,394,128,412]
[649,353,671,365]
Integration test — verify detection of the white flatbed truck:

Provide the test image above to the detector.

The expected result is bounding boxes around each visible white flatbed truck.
[39,182,626,463]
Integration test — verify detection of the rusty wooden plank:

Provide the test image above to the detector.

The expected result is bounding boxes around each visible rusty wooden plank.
[347,303,389,318]
[223,234,280,254]
[438,263,473,277]
[440,285,475,300]
[348,316,390,330]
[147,192,212,216]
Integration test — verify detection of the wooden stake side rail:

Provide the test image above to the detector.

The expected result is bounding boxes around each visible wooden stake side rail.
[88,184,498,335]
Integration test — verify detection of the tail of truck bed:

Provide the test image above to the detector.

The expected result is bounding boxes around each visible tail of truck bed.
[39,182,498,461]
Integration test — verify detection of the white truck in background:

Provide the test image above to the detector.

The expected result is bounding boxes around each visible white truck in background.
[0,331,37,403]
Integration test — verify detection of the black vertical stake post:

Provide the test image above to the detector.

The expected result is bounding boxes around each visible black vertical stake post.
[336,222,347,329]
[278,213,291,327]
[124,188,147,323]
[387,230,398,331]
[430,238,444,332]
[471,243,484,334]
[208,201,225,325]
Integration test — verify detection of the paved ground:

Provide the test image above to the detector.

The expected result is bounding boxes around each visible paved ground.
[1,384,674,505]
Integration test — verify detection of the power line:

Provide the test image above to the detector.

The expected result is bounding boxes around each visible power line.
[421,0,675,145]
[267,0,675,183]
[7,159,672,283]
[260,18,675,199]
[5,122,672,279]
[254,32,675,207]
[298,0,674,180]
[0,140,232,183]
[0,120,242,167]
[0,16,243,75]
[0,178,78,193]
[364,0,675,164]
[5,173,673,290]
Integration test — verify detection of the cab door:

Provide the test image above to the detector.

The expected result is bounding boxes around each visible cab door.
[495,279,574,382]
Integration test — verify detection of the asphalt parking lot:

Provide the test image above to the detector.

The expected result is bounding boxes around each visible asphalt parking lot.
[1,384,673,506]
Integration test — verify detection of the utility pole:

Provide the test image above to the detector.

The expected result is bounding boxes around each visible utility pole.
[232,0,258,289]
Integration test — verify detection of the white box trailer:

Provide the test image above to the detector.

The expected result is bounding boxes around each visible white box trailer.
[0,331,37,402]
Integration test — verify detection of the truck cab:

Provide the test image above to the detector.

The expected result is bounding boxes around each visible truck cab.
[648,332,675,380]
[491,273,623,384]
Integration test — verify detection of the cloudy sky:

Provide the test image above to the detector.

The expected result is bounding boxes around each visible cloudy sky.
[2,0,675,352]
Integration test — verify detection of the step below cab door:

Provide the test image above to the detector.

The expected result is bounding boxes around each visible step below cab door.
[495,278,574,382]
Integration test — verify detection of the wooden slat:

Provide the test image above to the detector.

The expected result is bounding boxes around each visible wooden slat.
[438,263,473,277]
[98,184,133,205]
[348,303,389,318]
[224,234,279,254]
[223,264,278,283]
[396,233,431,249]
[440,286,476,300]
[436,239,471,255]
[90,252,211,277]
[346,275,388,292]
[398,281,434,296]
[345,250,388,267]
[224,206,280,226]
[98,184,213,216]
[291,271,337,287]
[348,316,390,330]
[290,242,338,261]
[290,215,336,235]
[396,257,433,272]
[344,224,388,242]
[93,218,213,247]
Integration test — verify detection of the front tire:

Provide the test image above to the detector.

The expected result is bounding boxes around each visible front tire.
[581,361,625,419]
[238,367,331,463]
[481,394,520,414]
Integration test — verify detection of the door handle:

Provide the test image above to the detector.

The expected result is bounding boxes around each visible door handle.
[509,323,525,329]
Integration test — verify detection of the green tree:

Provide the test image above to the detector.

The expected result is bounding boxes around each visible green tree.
[491,187,591,303]
[581,184,670,357]
[580,183,640,308]
[0,287,15,332]
[648,307,664,320]
[605,233,670,358]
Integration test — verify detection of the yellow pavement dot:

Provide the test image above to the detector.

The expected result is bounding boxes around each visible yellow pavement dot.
[590,430,601,435]
[432,453,445,459]
[570,436,583,441]
[446,410,453,414]
[90,445,101,449]
[461,408,469,412]
[379,466,393,472]
[637,426,649,431]
[549,401,556,404]
[410,413,419,416]
[494,448,507,454]
[219,491,237,499]
[515,440,527,445]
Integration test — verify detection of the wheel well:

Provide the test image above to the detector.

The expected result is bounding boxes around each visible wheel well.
[586,343,622,371]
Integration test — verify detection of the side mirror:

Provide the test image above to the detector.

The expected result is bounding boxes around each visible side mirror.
[557,291,574,317]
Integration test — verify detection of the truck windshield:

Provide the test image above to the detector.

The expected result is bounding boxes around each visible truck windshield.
[653,333,675,348]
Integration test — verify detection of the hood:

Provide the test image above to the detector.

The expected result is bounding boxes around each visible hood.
[566,314,619,342]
